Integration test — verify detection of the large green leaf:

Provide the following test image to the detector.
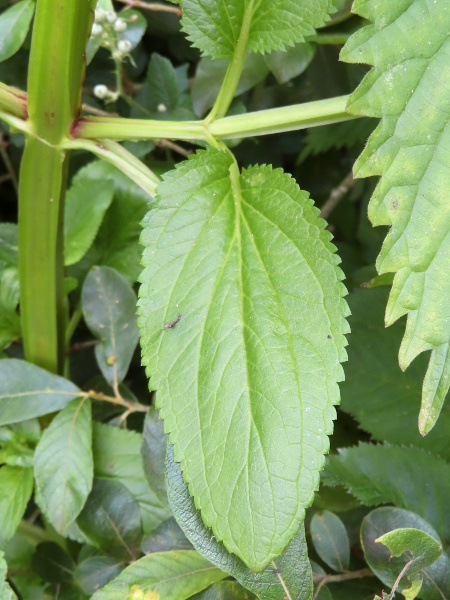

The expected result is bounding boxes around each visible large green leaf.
[341,0,450,434]
[0,466,33,549]
[0,550,17,600]
[323,444,450,543]
[91,550,226,600]
[138,147,349,571]
[34,397,93,533]
[0,359,80,426]
[180,0,334,59]
[340,287,450,460]
[165,444,313,600]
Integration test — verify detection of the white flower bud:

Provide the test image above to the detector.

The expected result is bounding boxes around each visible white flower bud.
[94,8,106,23]
[117,39,132,54]
[93,84,109,99]
[105,10,117,23]
[114,18,127,33]
[91,23,103,36]
[157,103,167,113]
[112,50,123,61]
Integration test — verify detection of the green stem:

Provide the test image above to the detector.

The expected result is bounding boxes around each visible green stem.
[206,2,254,122]
[209,95,355,139]
[0,82,27,118]
[73,116,206,141]
[18,0,95,374]
[73,96,354,143]
[65,301,82,347]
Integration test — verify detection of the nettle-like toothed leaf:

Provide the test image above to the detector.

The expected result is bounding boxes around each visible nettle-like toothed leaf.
[341,0,450,434]
[138,148,349,571]
[180,0,335,59]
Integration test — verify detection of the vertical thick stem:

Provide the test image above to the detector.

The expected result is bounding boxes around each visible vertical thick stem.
[18,0,95,373]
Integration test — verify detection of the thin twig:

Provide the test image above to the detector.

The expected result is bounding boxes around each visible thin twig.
[155,139,192,157]
[81,102,119,117]
[313,568,373,599]
[0,132,18,194]
[82,389,149,414]
[66,339,98,354]
[271,561,292,600]
[116,0,182,16]
[0,173,12,184]
[320,170,355,220]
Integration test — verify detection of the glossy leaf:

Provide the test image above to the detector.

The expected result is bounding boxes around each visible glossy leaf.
[341,0,450,434]
[32,542,76,584]
[323,444,450,543]
[0,466,33,549]
[0,0,35,63]
[0,550,17,600]
[74,556,123,596]
[340,288,450,460]
[0,359,81,426]
[180,0,334,59]
[77,478,142,561]
[361,508,450,598]
[91,550,226,600]
[165,444,313,600]
[138,147,349,570]
[64,177,114,266]
[310,510,350,572]
[82,266,139,388]
[93,422,170,534]
[34,397,93,533]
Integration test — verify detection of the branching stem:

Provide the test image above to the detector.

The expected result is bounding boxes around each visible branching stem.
[312,568,374,599]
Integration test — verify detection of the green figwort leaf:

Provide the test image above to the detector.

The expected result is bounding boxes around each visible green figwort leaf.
[34,397,93,533]
[180,0,334,59]
[138,147,349,571]
[341,0,450,434]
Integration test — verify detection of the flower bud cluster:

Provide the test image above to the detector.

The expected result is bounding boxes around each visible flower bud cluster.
[93,84,119,103]
[91,8,133,61]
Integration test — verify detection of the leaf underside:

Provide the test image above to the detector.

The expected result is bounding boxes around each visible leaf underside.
[341,0,450,434]
[180,0,335,59]
[138,148,349,571]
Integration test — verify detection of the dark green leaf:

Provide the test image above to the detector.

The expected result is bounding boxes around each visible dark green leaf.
[361,508,450,599]
[0,304,21,352]
[141,518,193,554]
[0,224,18,271]
[191,54,269,117]
[0,0,35,62]
[91,550,226,600]
[77,478,142,561]
[93,422,170,534]
[0,359,81,426]
[82,266,139,388]
[180,0,334,59]
[0,466,33,548]
[191,581,256,600]
[165,444,313,600]
[323,444,450,543]
[64,178,114,267]
[74,556,123,595]
[34,398,93,533]
[310,511,350,572]
[32,542,76,584]
[264,42,316,85]
[141,409,168,510]
[138,147,349,570]
[340,288,450,460]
